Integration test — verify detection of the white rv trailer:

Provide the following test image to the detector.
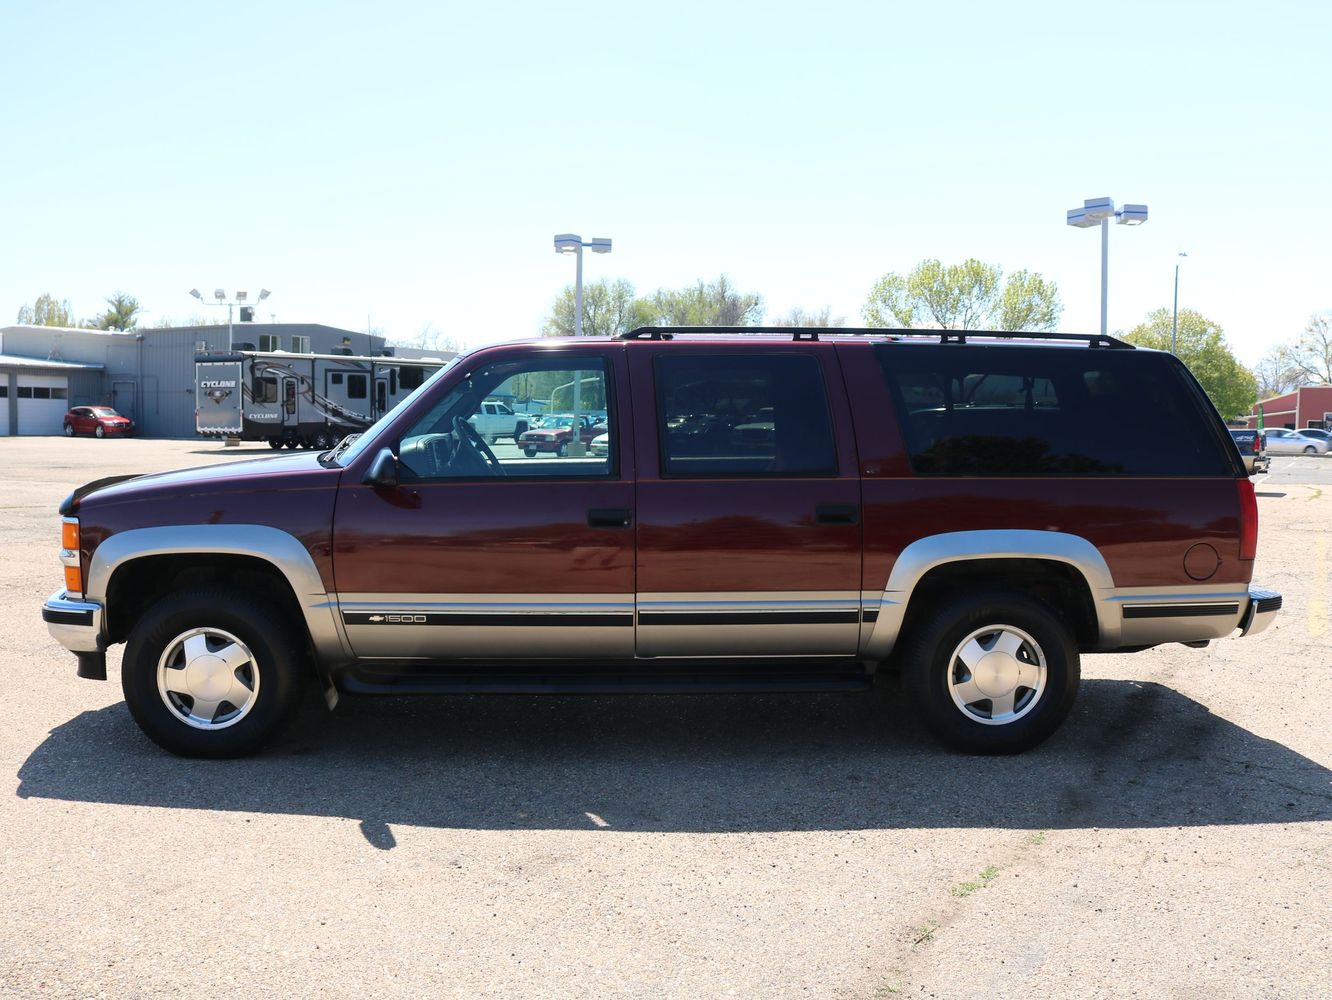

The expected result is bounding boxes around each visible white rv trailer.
[195,350,448,449]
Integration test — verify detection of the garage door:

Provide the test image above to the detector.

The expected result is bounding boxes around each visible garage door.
[0,385,8,435]
[16,375,69,435]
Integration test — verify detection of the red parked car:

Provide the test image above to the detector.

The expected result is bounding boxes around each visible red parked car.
[518,413,605,456]
[63,406,135,438]
[43,327,1280,758]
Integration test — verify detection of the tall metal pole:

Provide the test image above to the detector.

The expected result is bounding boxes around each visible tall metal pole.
[571,243,584,453]
[227,303,234,351]
[1171,263,1180,354]
[1099,218,1109,337]
[573,244,584,338]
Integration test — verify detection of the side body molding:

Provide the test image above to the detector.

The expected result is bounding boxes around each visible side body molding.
[860,529,1119,658]
[86,525,350,701]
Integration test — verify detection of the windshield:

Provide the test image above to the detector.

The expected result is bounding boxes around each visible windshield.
[91,407,120,417]
[330,353,468,467]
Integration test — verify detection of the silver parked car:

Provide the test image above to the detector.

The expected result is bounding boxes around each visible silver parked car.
[1293,427,1331,446]
[1262,428,1329,455]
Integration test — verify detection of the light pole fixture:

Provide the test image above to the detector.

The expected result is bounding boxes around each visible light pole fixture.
[554,233,613,338]
[1171,252,1188,354]
[189,287,273,350]
[1065,197,1148,337]
[553,233,613,456]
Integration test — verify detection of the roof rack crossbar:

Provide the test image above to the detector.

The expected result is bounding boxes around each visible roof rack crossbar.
[618,326,1132,348]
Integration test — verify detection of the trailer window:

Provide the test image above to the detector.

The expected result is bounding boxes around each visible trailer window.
[400,367,424,391]
[253,377,278,404]
[347,375,368,399]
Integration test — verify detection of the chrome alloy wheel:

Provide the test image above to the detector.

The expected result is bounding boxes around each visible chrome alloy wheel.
[155,627,260,730]
[946,624,1047,726]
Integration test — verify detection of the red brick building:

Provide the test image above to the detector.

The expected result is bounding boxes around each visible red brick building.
[1244,384,1332,430]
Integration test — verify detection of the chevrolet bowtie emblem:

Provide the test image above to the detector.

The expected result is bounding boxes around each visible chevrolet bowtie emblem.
[368,615,384,622]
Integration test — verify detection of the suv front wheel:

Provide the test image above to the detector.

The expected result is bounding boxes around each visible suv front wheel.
[902,591,1080,754]
[121,588,306,758]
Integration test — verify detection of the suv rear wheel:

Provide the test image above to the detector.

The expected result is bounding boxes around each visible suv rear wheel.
[902,591,1079,754]
[121,588,306,758]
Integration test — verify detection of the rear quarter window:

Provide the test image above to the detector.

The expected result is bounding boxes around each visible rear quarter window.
[875,344,1237,477]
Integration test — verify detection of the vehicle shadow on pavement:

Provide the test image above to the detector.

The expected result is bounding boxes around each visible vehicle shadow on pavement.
[16,678,1332,847]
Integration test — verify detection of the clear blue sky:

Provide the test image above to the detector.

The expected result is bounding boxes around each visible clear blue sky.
[2,0,1328,363]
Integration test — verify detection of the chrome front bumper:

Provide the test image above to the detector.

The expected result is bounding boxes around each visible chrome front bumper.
[1239,586,1282,637]
[42,589,108,679]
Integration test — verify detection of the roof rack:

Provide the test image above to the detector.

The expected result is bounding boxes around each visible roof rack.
[618,326,1131,349]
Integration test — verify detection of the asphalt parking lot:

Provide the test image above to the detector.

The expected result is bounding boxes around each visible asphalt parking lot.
[1,438,1328,999]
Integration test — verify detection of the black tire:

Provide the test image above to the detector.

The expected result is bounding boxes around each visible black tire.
[121,588,307,758]
[63,423,74,437]
[268,438,283,450]
[94,425,105,439]
[523,447,538,458]
[1304,445,1317,455]
[283,438,300,449]
[901,591,1080,754]
[556,440,569,458]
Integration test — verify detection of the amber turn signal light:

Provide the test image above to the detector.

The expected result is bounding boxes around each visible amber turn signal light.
[64,565,83,593]
[62,520,79,551]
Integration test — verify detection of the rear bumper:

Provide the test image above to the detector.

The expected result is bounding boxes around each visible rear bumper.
[1239,587,1281,637]
[1107,584,1281,648]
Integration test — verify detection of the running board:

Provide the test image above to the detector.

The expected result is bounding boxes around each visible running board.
[337,658,875,695]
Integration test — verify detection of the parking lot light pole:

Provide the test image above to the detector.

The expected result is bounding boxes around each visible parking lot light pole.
[190,287,271,351]
[1172,252,1188,354]
[1065,198,1148,337]
[554,235,612,456]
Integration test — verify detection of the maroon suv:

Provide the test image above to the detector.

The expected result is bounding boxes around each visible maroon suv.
[43,328,1280,758]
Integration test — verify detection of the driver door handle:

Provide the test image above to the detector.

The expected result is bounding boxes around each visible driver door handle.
[588,508,632,529]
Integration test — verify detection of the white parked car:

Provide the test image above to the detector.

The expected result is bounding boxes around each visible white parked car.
[1263,428,1329,455]
[590,431,610,457]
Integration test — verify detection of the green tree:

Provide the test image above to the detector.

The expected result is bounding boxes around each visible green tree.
[15,293,76,327]
[645,274,763,327]
[996,270,1062,331]
[89,292,141,331]
[770,305,845,327]
[862,259,1061,331]
[541,278,652,338]
[1123,308,1257,419]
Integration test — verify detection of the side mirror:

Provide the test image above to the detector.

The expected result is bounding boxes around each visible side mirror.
[363,448,399,488]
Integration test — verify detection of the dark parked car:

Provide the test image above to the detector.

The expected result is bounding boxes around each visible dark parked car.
[1228,428,1268,475]
[62,406,135,438]
[44,327,1280,758]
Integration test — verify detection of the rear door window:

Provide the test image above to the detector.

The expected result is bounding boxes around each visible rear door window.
[876,345,1236,476]
[654,354,837,477]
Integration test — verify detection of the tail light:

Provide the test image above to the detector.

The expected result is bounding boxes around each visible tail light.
[60,516,83,596]
[1237,479,1258,561]
[1252,437,1260,455]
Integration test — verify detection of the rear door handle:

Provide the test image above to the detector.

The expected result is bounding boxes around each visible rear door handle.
[815,504,859,525]
[588,507,633,529]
